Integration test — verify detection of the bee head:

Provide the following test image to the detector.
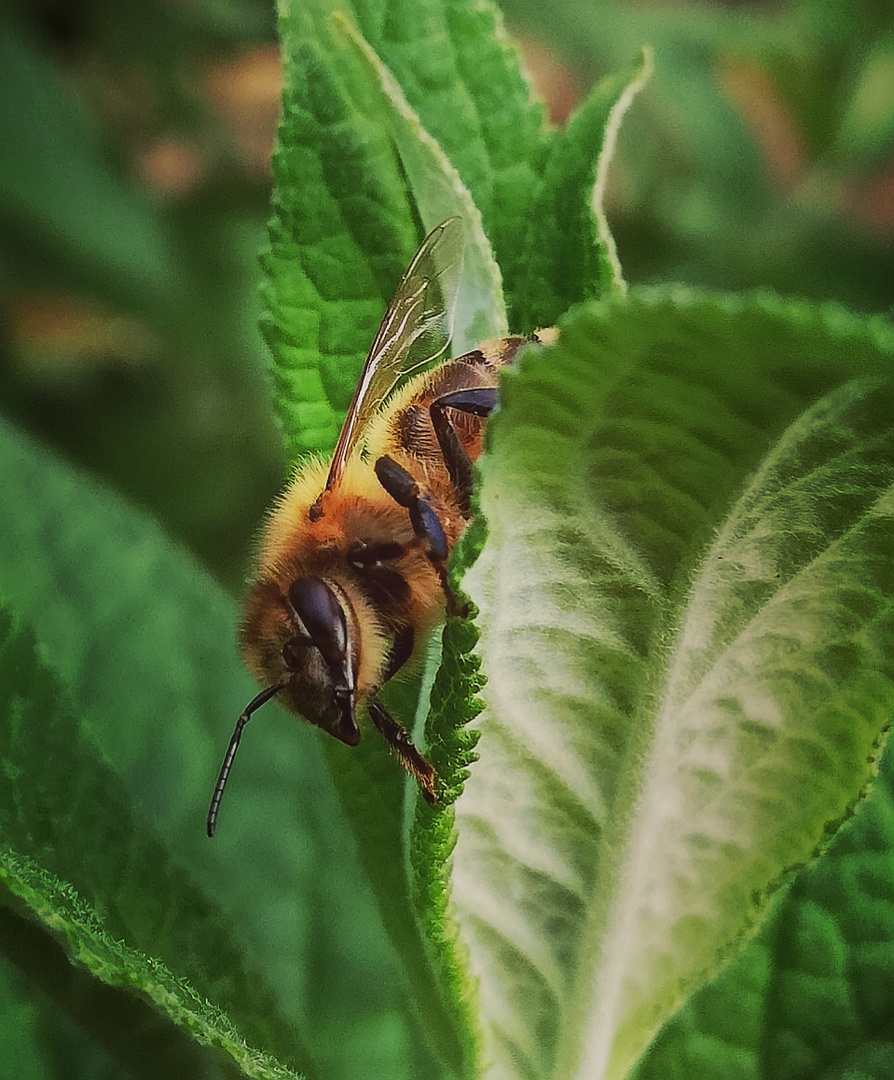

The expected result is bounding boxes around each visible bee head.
[208,576,363,838]
[278,577,360,745]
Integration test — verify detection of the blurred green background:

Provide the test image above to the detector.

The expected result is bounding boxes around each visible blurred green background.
[2,0,892,593]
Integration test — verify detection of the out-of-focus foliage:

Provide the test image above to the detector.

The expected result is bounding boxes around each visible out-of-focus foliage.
[500,0,894,314]
[0,0,283,590]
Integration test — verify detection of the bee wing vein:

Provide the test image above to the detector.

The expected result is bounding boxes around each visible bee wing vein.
[325,218,463,490]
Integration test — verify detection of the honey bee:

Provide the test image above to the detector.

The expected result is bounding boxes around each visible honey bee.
[207,218,555,836]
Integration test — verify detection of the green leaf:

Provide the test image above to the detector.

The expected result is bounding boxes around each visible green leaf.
[514,48,652,329]
[633,737,894,1079]
[330,12,508,350]
[0,415,432,1080]
[411,607,489,1069]
[340,0,548,317]
[262,1,423,459]
[261,0,548,461]
[0,950,123,1080]
[0,606,301,1080]
[0,860,293,1080]
[451,289,894,1080]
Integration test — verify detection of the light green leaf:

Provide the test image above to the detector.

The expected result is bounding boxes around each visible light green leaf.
[514,48,652,329]
[262,0,547,461]
[327,0,548,316]
[331,12,508,350]
[452,289,894,1080]
[633,725,894,1078]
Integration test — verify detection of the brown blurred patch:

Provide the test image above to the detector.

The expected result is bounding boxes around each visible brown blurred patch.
[516,34,582,125]
[139,137,206,197]
[844,167,894,237]
[7,293,155,372]
[718,56,807,189]
[203,45,282,178]
[721,55,894,240]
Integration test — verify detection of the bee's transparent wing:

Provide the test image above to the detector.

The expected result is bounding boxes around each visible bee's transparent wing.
[326,217,464,490]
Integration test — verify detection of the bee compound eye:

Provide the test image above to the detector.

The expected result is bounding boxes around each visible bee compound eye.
[287,578,348,666]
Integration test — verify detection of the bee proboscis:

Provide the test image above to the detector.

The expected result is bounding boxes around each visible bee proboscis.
[207,218,555,836]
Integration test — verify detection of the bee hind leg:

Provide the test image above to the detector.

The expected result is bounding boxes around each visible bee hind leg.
[429,387,497,517]
[368,699,438,803]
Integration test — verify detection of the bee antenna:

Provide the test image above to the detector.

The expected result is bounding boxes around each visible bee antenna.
[206,682,283,838]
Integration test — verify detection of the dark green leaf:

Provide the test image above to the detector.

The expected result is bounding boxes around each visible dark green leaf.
[0,416,430,1080]
[0,607,301,1080]
[0,9,183,316]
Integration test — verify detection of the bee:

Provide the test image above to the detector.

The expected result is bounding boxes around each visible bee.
[207,218,555,836]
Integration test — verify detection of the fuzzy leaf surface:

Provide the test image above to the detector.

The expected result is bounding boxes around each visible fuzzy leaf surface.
[452,289,894,1080]
[632,734,894,1079]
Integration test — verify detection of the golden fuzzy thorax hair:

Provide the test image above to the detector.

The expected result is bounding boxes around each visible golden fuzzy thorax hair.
[240,454,447,729]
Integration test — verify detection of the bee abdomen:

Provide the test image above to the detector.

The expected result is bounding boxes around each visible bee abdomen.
[457,330,557,373]
[396,402,440,459]
[457,335,530,371]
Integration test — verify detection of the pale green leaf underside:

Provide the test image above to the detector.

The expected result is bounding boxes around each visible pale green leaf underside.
[632,729,894,1077]
[451,290,894,1080]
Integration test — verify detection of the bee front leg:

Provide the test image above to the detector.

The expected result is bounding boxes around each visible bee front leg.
[429,387,497,517]
[368,698,437,804]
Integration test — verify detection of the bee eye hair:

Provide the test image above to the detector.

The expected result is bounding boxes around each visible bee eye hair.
[287,578,348,666]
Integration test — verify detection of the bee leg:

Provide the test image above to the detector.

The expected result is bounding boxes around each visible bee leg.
[374,454,448,563]
[373,454,462,614]
[368,699,438,804]
[383,626,415,682]
[429,387,498,517]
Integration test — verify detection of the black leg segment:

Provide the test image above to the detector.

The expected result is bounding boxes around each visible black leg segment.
[383,625,415,682]
[429,387,497,516]
[368,698,437,803]
[374,454,448,564]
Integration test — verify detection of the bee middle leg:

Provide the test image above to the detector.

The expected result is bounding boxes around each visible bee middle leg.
[429,387,497,517]
[374,454,460,608]
[374,455,448,562]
